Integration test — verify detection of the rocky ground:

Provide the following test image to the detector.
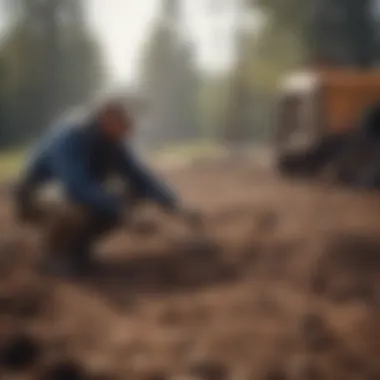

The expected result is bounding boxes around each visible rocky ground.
[1,155,380,379]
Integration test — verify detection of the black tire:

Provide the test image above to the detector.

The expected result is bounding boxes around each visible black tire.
[276,153,304,177]
[331,131,375,187]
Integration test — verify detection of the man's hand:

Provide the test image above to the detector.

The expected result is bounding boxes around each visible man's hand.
[15,200,46,224]
[171,204,204,231]
[183,208,204,230]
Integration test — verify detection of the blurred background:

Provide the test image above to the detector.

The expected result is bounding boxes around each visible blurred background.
[0,0,262,161]
[1,0,380,168]
[4,2,380,379]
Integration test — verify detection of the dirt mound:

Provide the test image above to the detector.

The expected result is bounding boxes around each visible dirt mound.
[311,233,380,303]
[1,157,380,379]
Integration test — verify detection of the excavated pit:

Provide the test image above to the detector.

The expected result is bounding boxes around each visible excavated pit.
[0,156,380,379]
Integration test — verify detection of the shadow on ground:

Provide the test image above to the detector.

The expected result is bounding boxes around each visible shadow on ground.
[78,247,240,309]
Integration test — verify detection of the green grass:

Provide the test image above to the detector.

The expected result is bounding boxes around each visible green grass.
[0,148,26,181]
[154,141,226,166]
[0,141,225,181]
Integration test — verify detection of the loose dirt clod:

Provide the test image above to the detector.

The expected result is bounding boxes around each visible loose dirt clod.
[312,234,380,303]
[298,313,336,353]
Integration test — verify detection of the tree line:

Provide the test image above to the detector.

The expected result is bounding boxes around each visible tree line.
[221,0,380,142]
[1,0,379,148]
[0,0,104,148]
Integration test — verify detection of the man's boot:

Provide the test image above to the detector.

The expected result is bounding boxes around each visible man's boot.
[41,204,97,278]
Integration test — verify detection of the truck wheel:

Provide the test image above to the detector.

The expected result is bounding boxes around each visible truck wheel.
[276,153,314,178]
[276,154,301,176]
[332,136,374,187]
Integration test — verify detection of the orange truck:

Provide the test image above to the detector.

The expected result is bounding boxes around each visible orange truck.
[274,68,380,183]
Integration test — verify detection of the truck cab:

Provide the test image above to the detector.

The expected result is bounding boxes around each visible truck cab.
[275,68,380,178]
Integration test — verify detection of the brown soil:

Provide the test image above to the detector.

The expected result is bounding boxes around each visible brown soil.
[1,156,380,379]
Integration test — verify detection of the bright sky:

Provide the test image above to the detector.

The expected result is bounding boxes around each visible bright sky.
[0,0,259,84]
[86,0,251,84]
[86,0,160,85]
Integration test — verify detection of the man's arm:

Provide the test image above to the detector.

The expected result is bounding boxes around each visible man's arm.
[117,145,179,210]
[51,131,122,220]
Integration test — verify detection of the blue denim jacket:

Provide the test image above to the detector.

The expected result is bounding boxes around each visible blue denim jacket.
[19,117,178,219]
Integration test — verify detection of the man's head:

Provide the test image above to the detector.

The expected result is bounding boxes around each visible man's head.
[98,102,133,142]
[96,91,147,142]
